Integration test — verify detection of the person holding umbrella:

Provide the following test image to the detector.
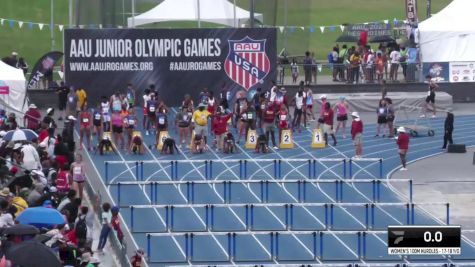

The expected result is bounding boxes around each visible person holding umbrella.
[396,127,409,171]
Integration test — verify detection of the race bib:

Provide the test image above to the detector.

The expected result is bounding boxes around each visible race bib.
[68,96,74,103]
[280,115,287,121]
[149,106,156,112]
[247,113,253,120]
[200,115,206,121]
[379,108,385,114]
[158,117,165,125]
[427,91,431,96]
[73,167,81,175]
[187,112,192,117]
[261,104,265,110]
[183,115,189,121]
[82,118,89,123]
[94,114,101,120]
[128,119,135,125]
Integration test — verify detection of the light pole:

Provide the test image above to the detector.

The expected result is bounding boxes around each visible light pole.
[426,0,432,18]
[51,0,55,50]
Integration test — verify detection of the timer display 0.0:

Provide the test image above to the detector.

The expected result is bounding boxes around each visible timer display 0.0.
[388,226,461,248]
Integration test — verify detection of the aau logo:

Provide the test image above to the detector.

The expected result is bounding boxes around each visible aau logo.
[224,36,270,91]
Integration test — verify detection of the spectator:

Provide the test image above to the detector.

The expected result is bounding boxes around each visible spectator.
[396,127,409,171]
[27,183,44,206]
[75,206,91,248]
[11,188,29,216]
[16,57,28,75]
[24,103,41,130]
[21,142,41,171]
[42,67,53,90]
[57,189,77,211]
[375,53,385,82]
[442,112,454,149]
[389,47,401,81]
[330,47,339,81]
[0,199,14,227]
[111,206,124,244]
[62,115,76,153]
[42,108,57,131]
[56,82,69,120]
[311,52,317,84]
[5,113,18,130]
[303,51,313,85]
[349,51,361,84]
[2,52,18,67]
[97,202,112,253]
[399,47,408,80]
[62,197,81,226]
[291,59,299,84]
[56,163,71,195]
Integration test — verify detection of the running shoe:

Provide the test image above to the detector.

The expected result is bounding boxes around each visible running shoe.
[400,167,408,171]
[273,146,279,150]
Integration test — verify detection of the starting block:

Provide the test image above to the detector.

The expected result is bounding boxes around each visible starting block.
[311,128,326,148]
[157,131,170,150]
[279,129,294,149]
[245,129,258,149]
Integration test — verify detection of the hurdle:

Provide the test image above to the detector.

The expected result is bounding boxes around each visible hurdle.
[348,158,383,179]
[145,230,388,263]
[128,202,449,233]
[104,158,348,182]
[111,178,412,206]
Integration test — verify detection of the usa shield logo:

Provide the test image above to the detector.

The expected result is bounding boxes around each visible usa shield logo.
[224,36,270,91]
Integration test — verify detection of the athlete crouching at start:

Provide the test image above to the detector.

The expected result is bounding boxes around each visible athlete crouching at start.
[191,134,205,154]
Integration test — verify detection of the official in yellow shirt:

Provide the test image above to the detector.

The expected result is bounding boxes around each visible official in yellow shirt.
[192,103,211,144]
[76,88,87,111]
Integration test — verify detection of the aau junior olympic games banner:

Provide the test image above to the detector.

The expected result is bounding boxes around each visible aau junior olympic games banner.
[64,28,277,106]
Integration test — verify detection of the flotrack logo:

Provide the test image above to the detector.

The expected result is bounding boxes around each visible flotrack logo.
[224,36,270,91]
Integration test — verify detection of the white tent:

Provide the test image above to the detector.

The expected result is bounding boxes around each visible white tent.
[0,61,28,122]
[418,0,475,62]
[127,0,263,28]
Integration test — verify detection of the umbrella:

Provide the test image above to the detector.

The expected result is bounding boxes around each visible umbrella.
[336,34,359,43]
[369,35,396,43]
[3,129,38,142]
[16,207,65,228]
[5,241,61,267]
[1,224,39,236]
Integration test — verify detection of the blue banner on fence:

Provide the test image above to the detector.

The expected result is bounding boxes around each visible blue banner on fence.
[64,28,277,106]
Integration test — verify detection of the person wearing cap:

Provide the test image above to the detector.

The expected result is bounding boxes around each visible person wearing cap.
[79,105,92,151]
[334,96,349,138]
[1,51,18,67]
[192,103,211,147]
[42,107,57,131]
[24,103,41,130]
[0,187,12,203]
[351,112,363,159]
[396,127,409,171]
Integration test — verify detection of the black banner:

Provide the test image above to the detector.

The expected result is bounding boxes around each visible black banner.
[27,51,64,89]
[64,28,277,106]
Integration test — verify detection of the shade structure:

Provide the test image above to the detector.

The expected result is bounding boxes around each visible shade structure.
[127,0,263,28]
